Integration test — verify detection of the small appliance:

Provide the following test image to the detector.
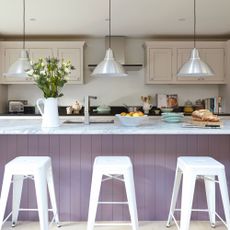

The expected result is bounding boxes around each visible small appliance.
[8,100,27,113]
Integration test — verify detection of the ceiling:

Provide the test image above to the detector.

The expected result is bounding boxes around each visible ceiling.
[0,0,230,38]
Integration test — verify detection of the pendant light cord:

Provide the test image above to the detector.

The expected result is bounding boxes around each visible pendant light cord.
[108,0,111,49]
[193,0,196,48]
[23,0,25,49]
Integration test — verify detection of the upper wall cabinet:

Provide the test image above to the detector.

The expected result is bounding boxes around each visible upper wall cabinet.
[145,41,226,84]
[0,41,85,84]
[57,48,83,84]
[146,48,173,83]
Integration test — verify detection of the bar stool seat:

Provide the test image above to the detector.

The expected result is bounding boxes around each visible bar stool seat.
[0,156,60,230]
[167,156,230,230]
[87,156,139,230]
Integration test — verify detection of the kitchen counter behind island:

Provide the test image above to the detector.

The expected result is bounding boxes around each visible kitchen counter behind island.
[0,118,229,222]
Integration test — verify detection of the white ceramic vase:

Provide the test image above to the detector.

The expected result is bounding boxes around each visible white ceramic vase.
[36,97,60,128]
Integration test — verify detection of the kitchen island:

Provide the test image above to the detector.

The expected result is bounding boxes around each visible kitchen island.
[0,117,229,222]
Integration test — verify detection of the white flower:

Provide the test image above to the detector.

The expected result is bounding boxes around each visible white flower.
[33,74,40,80]
[27,69,34,75]
[64,68,70,73]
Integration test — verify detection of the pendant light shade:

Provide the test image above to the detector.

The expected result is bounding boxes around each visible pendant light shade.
[177,0,214,77]
[92,48,127,77]
[177,48,214,77]
[5,50,31,77]
[5,0,31,77]
[91,0,127,77]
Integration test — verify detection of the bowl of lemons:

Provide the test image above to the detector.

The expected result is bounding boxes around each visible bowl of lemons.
[116,111,147,127]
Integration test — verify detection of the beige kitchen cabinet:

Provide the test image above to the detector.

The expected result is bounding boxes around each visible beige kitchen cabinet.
[57,48,83,84]
[0,41,85,84]
[145,48,173,83]
[2,48,32,84]
[145,41,226,84]
[1,47,53,84]
[176,48,225,84]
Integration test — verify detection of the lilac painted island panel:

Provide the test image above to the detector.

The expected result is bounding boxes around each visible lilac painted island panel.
[0,134,229,221]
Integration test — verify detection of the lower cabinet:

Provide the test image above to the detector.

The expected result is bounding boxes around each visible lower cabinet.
[145,41,226,84]
[0,41,85,84]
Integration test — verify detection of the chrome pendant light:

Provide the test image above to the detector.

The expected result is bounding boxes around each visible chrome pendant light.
[177,0,214,77]
[91,0,127,77]
[5,0,32,77]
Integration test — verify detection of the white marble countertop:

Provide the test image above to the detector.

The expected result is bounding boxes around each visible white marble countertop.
[0,116,230,134]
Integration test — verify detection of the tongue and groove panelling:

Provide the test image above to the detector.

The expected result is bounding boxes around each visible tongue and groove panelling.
[0,134,229,221]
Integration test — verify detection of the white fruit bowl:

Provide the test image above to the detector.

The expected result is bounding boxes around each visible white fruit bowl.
[115,114,148,127]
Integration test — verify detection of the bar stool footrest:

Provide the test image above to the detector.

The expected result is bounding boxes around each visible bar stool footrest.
[98,201,128,204]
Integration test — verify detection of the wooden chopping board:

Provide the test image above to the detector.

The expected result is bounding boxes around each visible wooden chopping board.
[191,120,223,128]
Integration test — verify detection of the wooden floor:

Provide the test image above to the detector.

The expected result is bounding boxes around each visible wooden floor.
[2,221,226,230]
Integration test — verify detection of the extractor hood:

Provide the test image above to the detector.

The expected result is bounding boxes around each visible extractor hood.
[88,37,143,71]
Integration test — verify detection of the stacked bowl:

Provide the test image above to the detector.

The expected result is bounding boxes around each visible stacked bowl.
[161,112,184,123]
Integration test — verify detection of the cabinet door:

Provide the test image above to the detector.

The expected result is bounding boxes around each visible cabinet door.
[176,48,225,84]
[57,48,83,84]
[200,48,225,83]
[146,48,173,84]
[29,48,54,84]
[1,48,32,84]
[29,48,53,63]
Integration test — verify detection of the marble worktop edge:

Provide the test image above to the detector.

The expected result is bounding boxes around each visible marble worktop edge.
[0,116,230,135]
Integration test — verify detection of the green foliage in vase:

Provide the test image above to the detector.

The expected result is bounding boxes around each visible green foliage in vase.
[27,57,75,98]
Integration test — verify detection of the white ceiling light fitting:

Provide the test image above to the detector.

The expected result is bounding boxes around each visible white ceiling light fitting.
[177,0,214,77]
[91,0,127,77]
[5,0,32,77]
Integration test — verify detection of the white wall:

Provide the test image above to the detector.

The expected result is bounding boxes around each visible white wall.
[8,38,219,108]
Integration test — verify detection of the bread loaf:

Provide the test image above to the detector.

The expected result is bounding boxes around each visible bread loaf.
[192,109,220,122]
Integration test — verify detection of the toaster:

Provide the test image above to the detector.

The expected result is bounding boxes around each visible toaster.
[8,100,26,113]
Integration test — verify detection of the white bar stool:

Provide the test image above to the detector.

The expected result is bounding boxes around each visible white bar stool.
[0,156,60,230]
[87,156,138,230]
[167,156,230,230]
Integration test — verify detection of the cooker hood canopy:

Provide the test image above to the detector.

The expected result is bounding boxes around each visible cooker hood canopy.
[88,37,143,70]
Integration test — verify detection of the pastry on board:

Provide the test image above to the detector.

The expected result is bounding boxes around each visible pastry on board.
[192,109,220,122]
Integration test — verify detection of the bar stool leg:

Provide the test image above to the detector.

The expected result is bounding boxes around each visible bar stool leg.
[87,171,103,230]
[217,170,230,230]
[0,170,12,229]
[34,170,49,230]
[166,167,182,227]
[204,175,216,227]
[12,175,24,227]
[124,168,139,230]
[46,166,60,227]
[180,173,196,230]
